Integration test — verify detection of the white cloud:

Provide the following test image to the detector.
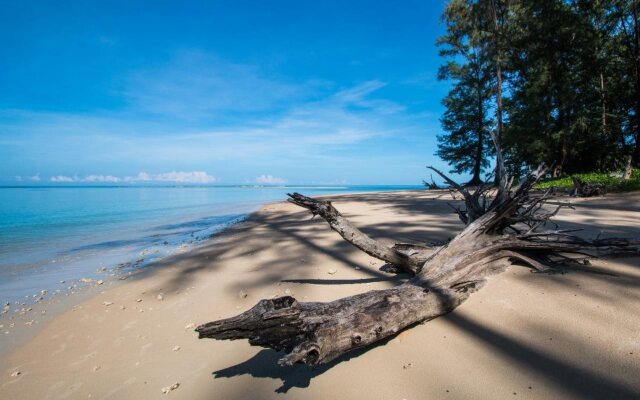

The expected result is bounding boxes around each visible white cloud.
[50,175,74,182]
[83,175,122,183]
[15,175,22,181]
[47,171,216,184]
[139,171,216,183]
[255,174,287,184]
[30,173,41,182]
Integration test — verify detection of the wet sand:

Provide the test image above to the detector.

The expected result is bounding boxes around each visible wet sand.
[1,190,639,399]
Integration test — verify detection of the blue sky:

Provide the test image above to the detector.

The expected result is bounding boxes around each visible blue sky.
[0,0,457,185]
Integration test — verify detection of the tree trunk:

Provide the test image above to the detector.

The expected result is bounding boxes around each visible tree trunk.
[634,3,640,167]
[624,155,633,181]
[600,72,607,135]
[490,0,504,187]
[470,83,484,186]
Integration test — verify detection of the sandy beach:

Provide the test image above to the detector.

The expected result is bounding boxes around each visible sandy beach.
[1,190,639,400]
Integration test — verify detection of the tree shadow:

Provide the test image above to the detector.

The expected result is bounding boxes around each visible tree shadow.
[211,331,402,393]
[154,190,639,397]
[212,349,349,393]
[444,313,639,400]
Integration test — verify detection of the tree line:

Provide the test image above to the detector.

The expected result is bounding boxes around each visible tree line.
[436,0,639,183]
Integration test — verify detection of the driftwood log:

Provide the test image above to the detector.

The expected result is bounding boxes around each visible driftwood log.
[572,176,607,197]
[196,134,639,366]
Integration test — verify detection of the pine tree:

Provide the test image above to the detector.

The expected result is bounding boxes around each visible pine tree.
[437,0,494,185]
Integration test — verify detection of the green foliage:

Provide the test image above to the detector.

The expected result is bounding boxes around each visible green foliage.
[534,169,640,192]
[436,0,639,179]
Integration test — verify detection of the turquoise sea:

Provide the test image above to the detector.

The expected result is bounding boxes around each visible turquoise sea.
[0,185,421,306]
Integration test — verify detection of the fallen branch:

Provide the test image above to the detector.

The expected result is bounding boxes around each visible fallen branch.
[197,140,638,367]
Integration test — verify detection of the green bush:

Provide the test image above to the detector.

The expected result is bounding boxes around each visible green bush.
[534,169,640,192]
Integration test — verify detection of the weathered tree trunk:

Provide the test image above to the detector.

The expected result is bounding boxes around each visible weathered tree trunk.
[624,155,633,181]
[197,133,639,367]
[197,218,512,365]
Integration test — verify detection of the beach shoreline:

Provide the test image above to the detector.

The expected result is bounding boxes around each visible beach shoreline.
[0,188,422,365]
[2,189,639,399]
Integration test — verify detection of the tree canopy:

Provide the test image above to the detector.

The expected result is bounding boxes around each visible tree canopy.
[437,0,639,179]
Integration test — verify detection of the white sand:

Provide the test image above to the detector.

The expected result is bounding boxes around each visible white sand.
[1,190,639,399]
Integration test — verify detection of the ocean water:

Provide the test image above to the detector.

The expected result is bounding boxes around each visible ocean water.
[0,185,420,306]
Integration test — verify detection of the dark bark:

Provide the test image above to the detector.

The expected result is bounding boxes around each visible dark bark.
[471,60,485,187]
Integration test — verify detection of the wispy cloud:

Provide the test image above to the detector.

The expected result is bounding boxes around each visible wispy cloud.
[255,174,286,184]
[30,173,41,182]
[0,77,406,163]
[0,51,446,184]
[124,50,308,119]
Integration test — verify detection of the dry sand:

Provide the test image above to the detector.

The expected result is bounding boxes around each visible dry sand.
[1,190,639,399]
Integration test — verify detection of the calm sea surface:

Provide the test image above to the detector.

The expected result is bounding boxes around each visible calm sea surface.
[0,185,420,305]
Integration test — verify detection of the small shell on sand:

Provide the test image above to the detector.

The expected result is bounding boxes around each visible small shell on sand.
[10,370,21,377]
[97,280,104,285]
[238,290,248,299]
[328,269,337,275]
[102,301,113,306]
[136,298,142,302]
[161,382,180,394]
[157,294,164,301]
[172,346,181,352]
[184,323,196,330]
